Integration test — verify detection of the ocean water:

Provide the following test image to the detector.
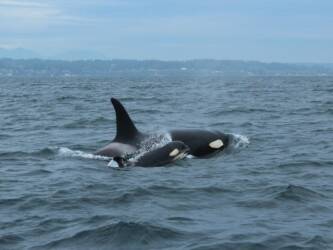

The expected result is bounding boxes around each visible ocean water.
[0,75,332,250]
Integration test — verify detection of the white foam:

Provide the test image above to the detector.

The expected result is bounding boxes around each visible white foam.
[57,147,111,160]
[130,132,172,161]
[230,134,250,149]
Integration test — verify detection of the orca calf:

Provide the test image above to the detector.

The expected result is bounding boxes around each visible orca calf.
[95,98,230,166]
[108,141,189,168]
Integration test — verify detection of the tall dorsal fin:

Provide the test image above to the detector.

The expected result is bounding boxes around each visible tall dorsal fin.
[111,98,139,142]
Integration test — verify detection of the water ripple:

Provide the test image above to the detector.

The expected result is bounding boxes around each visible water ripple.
[1,76,333,250]
[32,222,192,250]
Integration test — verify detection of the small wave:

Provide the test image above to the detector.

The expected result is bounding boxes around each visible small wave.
[261,233,330,250]
[36,217,81,233]
[18,197,48,211]
[33,148,55,157]
[190,241,267,250]
[82,215,116,225]
[63,117,112,129]
[190,233,330,250]
[0,133,11,139]
[0,197,23,207]
[0,234,24,245]
[0,151,29,158]
[57,147,111,160]
[237,199,278,209]
[112,187,152,203]
[32,221,188,250]
[108,185,233,204]
[0,148,54,158]
[208,107,272,116]
[56,95,78,101]
[20,169,52,177]
[277,160,333,169]
[305,235,329,249]
[121,96,165,104]
[145,184,234,196]
[167,216,194,223]
[273,184,325,202]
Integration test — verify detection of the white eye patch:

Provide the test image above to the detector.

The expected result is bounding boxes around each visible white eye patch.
[169,148,180,157]
[173,152,187,160]
[209,139,224,149]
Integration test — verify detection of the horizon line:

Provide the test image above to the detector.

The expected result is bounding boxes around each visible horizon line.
[1,57,332,65]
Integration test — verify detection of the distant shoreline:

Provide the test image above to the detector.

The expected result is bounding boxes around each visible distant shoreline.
[1,58,332,77]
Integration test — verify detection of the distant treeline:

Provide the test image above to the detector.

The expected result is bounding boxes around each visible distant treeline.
[0,58,332,76]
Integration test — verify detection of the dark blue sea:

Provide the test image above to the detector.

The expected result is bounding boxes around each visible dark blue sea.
[1,74,333,250]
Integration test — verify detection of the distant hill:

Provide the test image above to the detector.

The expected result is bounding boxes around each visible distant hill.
[0,58,332,77]
[53,50,108,60]
[0,48,40,59]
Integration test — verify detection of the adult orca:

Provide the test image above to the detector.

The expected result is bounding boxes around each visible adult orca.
[170,129,230,157]
[95,98,230,160]
[95,98,147,157]
[108,141,190,168]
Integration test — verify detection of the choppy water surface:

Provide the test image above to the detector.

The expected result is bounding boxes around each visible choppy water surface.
[1,75,333,250]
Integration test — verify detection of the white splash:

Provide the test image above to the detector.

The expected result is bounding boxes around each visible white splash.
[130,132,172,161]
[229,134,250,149]
[57,147,111,160]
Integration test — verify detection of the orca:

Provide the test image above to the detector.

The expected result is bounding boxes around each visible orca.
[95,98,230,164]
[95,98,147,157]
[108,141,189,168]
[169,129,230,157]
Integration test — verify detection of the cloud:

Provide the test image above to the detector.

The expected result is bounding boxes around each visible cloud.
[0,43,19,49]
[0,0,87,34]
[0,0,47,8]
[1,0,332,62]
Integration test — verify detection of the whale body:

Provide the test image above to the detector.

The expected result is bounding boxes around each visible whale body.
[108,141,190,168]
[95,98,230,166]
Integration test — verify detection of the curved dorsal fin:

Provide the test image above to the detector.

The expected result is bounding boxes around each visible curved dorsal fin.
[111,98,139,142]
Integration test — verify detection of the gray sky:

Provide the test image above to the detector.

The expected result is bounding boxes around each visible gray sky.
[0,0,332,62]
